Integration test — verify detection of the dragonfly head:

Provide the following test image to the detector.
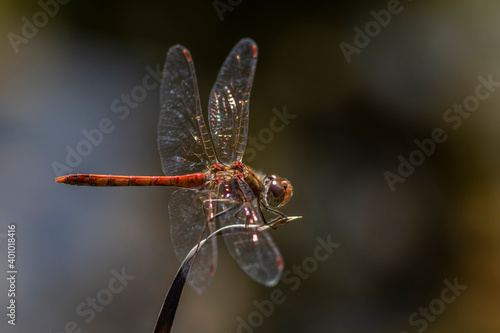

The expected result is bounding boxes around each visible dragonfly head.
[262,174,293,208]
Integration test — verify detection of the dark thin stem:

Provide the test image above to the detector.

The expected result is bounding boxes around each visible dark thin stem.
[151,216,301,333]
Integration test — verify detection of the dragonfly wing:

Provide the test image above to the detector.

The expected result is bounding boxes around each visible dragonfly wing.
[216,177,283,286]
[169,188,217,294]
[158,45,217,176]
[208,38,257,164]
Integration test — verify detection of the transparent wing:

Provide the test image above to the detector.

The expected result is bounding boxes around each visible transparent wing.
[208,38,258,164]
[216,177,283,286]
[158,45,217,176]
[168,188,217,294]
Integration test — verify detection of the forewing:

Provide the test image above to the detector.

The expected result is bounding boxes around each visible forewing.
[216,177,283,286]
[158,45,217,176]
[168,188,217,294]
[208,38,257,164]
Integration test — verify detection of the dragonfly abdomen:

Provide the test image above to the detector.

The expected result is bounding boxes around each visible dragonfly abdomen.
[55,174,206,188]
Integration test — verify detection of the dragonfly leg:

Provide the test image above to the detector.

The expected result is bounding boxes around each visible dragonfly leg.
[263,205,288,220]
[261,205,293,230]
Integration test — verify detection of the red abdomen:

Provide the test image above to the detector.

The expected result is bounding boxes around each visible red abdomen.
[55,174,206,188]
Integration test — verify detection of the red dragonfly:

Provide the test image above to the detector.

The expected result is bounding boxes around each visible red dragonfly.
[56,38,296,294]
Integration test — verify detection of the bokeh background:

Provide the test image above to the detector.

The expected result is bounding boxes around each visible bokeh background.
[1,1,500,332]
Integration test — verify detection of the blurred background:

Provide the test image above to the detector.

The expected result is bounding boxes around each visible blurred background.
[1,1,500,332]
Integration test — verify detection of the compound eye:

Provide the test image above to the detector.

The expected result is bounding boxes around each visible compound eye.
[269,179,285,198]
[264,175,292,208]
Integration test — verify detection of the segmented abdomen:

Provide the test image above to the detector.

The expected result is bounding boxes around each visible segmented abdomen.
[55,174,206,188]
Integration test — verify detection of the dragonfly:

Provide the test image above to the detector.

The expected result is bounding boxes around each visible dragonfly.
[56,38,298,295]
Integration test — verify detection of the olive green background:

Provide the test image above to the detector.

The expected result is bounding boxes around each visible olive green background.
[1,1,500,332]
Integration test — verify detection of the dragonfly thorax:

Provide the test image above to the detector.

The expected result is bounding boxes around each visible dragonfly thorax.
[210,162,263,197]
[208,163,292,209]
